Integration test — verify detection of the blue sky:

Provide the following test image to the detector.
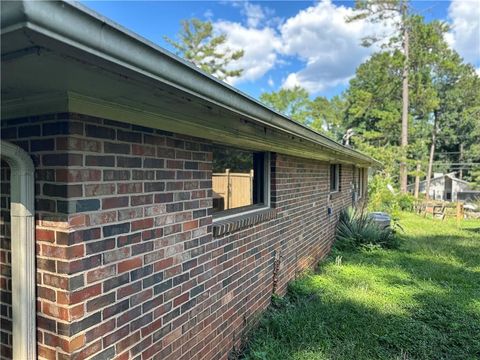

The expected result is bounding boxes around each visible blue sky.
[82,1,480,100]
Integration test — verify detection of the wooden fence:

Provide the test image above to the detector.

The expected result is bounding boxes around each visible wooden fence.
[212,170,253,210]
[416,200,464,220]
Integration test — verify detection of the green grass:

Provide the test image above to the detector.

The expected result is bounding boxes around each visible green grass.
[242,213,480,360]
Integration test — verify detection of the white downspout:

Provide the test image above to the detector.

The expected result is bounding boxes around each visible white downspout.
[1,141,36,360]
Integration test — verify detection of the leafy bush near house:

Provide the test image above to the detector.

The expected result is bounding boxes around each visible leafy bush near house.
[367,173,415,214]
[396,193,415,211]
[334,207,400,250]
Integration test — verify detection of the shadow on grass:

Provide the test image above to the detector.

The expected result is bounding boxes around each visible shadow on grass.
[241,237,480,360]
[241,214,480,360]
[369,233,480,268]
[242,289,479,360]
[358,247,480,284]
[462,227,480,234]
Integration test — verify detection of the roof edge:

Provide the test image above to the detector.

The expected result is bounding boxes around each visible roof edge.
[1,0,380,166]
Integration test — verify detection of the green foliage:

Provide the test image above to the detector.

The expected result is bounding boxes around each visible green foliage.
[164,18,244,80]
[347,0,409,49]
[346,51,403,145]
[367,173,399,212]
[260,86,312,125]
[367,172,416,214]
[259,87,346,140]
[344,12,480,186]
[396,193,415,211]
[258,12,480,189]
[242,213,480,360]
[212,145,253,173]
[335,207,400,251]
[309,95,347,141]
[469,167,480,190]
[343,44,436,179]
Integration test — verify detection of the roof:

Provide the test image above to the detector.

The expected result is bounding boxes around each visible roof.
[1,0,379,167]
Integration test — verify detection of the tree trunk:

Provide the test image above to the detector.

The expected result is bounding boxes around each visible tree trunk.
[399,3,410,194]
[425,112,438,200]
[459,143,464,179]
[414,162,420,198]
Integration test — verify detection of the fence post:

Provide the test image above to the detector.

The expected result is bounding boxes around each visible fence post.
[456,201,463,221]
[250,169,254,204]
[226,169,230,210]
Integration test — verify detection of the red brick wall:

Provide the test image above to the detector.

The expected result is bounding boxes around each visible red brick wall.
[1,114,362,360]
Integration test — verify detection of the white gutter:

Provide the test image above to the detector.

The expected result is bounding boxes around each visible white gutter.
[1,0,379,166]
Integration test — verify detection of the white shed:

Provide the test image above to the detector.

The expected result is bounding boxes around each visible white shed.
[408,173,472,202]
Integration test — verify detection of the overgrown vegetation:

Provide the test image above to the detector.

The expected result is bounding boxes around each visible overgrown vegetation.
[241,213,480,359]
[367,173,416,215]
[334,207,400,251]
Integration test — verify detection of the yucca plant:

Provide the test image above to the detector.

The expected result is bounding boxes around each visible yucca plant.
[335,207,399,250]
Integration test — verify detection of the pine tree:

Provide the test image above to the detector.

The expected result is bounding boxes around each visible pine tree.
[165,19,244,81]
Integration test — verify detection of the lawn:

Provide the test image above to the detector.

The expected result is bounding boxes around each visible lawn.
[242,213,480,360]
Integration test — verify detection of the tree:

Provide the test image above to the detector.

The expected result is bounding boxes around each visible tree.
[260,87,348,140]
[260,86,312,125]
[344,14,480,197]
[345,51,403,146]
[309,95,347,141]
[348,0,412,193]
[415,18,480,198]
[165,19,244,81]
[344,51,406,178]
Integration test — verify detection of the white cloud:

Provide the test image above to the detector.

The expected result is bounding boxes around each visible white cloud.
[212,2,282,85]
[214,21,281,85]
[267,76,275,87]
[204,9,214,20]
[279,0,393,93]
[476,67,480,76]
[215,0,394,93]
[242,2,265,28]
[446,0,480,66]
[226,1,280,28]
[212,0,479,94]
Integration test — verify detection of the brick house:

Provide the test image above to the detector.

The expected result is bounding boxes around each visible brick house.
[0,1,378,359]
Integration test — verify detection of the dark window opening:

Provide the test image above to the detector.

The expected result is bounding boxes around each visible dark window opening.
[330,164,340,192]
[212,145,268,216]
[357,167,365,197]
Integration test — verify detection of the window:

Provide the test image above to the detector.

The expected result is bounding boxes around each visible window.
[330,164,340,192]
[212,145,269,218]
[357,167,365,198]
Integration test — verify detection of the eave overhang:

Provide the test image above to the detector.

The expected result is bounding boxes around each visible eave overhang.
[1,0,380,168]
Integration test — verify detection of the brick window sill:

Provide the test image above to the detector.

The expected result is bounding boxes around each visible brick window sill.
[329,191,342,201]
[212,208,277,237]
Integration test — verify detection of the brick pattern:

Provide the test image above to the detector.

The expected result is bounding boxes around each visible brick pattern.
[0,162,12,360]
[1,114,365,360]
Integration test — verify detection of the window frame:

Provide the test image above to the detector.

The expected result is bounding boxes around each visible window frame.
[330,163,340,193]
[212,150,271,222]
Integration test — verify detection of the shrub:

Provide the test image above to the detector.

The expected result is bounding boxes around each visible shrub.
[397,193,415,211]
[367,173,416,214]
[334,207,400,251]
[367,173,397,213]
